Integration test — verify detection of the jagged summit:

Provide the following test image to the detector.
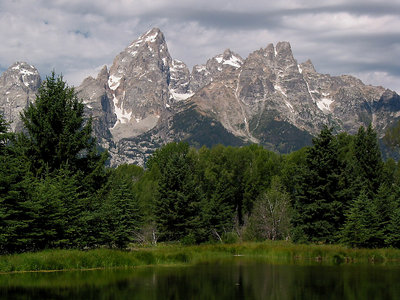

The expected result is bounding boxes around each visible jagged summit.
[128,28,164,47]
[74,29,400,165]
[299,59,316,73]
[2,28,400,166]
[4,62,40,89]
[0,62,41,131]
[213,49,243,69]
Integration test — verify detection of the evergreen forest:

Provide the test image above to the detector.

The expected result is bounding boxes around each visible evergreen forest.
[1,73,400,254]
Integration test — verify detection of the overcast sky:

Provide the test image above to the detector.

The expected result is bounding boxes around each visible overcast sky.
[0,0,399,92]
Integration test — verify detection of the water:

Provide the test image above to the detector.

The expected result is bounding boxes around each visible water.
[1,259,399,299]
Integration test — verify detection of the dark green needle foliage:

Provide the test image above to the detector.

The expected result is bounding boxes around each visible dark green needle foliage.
[149,142,202,242]
[292,127,345,243]
[20,71,107,180]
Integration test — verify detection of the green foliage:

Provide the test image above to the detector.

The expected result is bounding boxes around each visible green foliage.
[149,142,202,242]
[99,180,142,249]
[341,190,384,248]
[20,71,107,180]
[352,125,383,196]
[2,103,400,253]
[386,207,400,248]
[0,154,34,253]
[292,127,346,243]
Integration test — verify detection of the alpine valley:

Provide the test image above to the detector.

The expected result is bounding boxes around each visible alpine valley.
[1,28,400,166]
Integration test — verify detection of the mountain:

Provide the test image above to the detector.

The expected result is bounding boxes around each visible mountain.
[0,62,41,131]
[1,28,400,165]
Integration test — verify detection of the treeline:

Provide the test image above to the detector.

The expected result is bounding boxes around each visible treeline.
[135,127,400,248]
[1,73,400,254]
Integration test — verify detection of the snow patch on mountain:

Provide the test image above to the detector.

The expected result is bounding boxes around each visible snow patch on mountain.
[112,95,132,126]
[170,89,193,101]
[317,97,334,113]
[298,65,303,74]
[145,31,158,43]
[108,75,122,91]
[214,52,243,69]
[223,55,242,68]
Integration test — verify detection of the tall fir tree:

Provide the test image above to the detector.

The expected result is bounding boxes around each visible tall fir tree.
[198,146,236,240]
[0,113,34,253]
[352,125,383,196]
[20,72,107,183]
[99,179,142,249]
[149,142,202,242]
[292,127,346,243]
[386,206,400,248]
[341,189,383,248]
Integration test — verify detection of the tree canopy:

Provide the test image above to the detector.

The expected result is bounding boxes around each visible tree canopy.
[20,72,106,177]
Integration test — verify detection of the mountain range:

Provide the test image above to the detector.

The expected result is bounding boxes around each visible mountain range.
[1,28,400,166]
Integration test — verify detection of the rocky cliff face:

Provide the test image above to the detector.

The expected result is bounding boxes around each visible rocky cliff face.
[0,62,41,131]
[1,28,399,165]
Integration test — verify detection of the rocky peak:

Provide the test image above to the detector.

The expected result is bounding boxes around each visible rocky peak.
[169,59,192,100]
[299,59,316,74]
[97,65,109,82]
[274,42,298,72]
[207,49,243,73]
[0,62,41,131]
[0,62,41,90]
[109,27,171,85]
[189,49,243,92]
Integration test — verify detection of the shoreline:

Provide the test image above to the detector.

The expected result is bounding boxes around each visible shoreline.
[1,241,400,273]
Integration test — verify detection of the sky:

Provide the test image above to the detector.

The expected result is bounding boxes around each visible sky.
[0,0,399,92]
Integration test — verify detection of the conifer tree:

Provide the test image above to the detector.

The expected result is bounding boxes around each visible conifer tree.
[352,125,383,196]
[341,189,383,248]
[100,180,141,249]
[386,207,400,248]
[149,142,202,242]
[374,183,395,247]
[199,147,236,240]
[20,72,107,181]
[0,113,34,253]
[292,127,345,243]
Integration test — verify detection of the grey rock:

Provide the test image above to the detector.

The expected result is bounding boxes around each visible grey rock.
[0,62,41,131]
[2,29,400,167]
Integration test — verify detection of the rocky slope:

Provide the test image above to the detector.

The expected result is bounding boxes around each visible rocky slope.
[0,62,41,131]
[1,28,399,166]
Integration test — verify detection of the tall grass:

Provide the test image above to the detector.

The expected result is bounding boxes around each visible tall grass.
[1,241,400,273]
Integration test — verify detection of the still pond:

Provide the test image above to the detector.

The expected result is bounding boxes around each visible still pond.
[0,258,399,299]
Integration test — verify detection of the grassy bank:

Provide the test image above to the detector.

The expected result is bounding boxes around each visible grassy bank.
[1,241,400,273]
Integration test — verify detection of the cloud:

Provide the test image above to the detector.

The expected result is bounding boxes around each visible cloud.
[0,0,398,92]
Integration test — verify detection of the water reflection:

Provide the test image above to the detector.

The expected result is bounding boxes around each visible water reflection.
[1,259,400,299]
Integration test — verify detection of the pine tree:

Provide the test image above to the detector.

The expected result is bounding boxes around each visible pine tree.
[20,72,107,180]
[99,180,141,249]
[150,142,202,242]
[386,207,400,248]
[27,174,66,250]
[0,114,33,253]
[292,127,346,243]
[374,183,395,247]
[353,125,383,196]
[341,189,383,248]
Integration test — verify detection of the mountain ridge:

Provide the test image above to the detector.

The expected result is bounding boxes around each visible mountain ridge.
[1,28,399,166]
